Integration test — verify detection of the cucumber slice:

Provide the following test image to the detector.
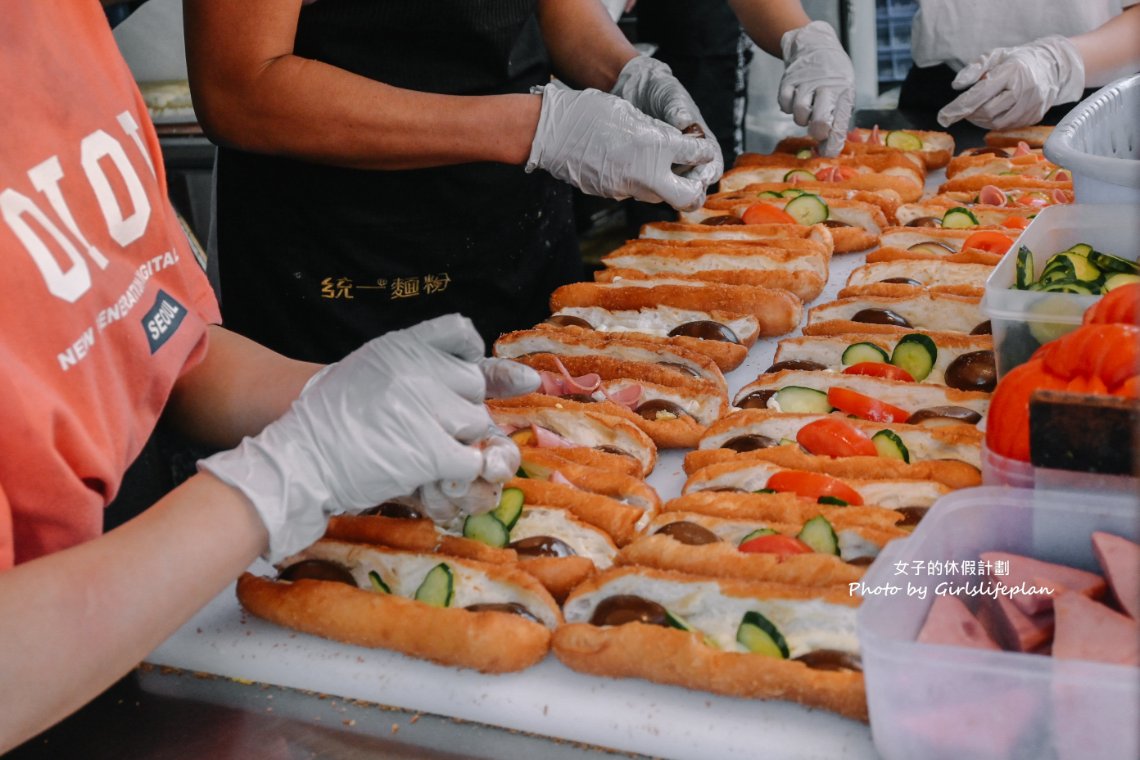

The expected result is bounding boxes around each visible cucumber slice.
[491,487,525,530]
[1015,246,1034,289]
[817,495,850,506]
[1089,251,1139,275]
[773,386,833,414]
[884,131,923,150]
[368,570,391,594]
[794,148,814,159]
[1104,272,1140,291]
[1042,282,1095,295]
[783,169,817,182]
[890,334,937,382]
[942,207,979,229]
[784,194,829,225]
[463,513,510,548]
[908,242,953,255]
[414,563,454,607]
[841,341,889,366]
[756,190,784,199]
[797,515,840,555]
[780,188,806,198]
[736,611,789,658]
[665,609,694,632]
[739,528,778,545]
[872,430,911,463]
[1054,252,1101,282]
[753,487,779,495]
[1065,243,1094,257]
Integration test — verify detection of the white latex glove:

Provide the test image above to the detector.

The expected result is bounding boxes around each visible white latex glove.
[778,21,856,157]
[480,357,540,399]
[526,84,717,211]
[416,435,520,523]
[610,55,724,189]
[938,36,1085,130]
[199,314,499,562]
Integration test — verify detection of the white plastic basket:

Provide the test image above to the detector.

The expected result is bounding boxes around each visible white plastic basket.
[1045,74,1140,203]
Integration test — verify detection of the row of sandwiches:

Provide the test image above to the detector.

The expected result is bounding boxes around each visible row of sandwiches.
[231,125,1073,724]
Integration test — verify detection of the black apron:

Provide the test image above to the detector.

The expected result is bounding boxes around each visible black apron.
[214,0,580,362]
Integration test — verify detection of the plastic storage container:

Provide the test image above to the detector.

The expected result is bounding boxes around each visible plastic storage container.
[1045,74,1140,204]
[981,202,1140,377]
[858,487,1139,760]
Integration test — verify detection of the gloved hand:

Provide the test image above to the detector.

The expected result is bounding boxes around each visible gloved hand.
[938,36,1085,130]
[526,84,717,211]
[610,55,724,189]
[199,314,500,562]
[479,357,540,399]
[778,20,856,157]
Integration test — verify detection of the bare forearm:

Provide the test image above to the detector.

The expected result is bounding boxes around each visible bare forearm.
[0,473,266,753]
[728,0,812,58]
[537,0,637,91]
[1070,6,1140,88]
[166,326,320,448]
[184,0,540,168]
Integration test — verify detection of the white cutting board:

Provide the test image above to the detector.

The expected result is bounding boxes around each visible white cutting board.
[144,250,875,759]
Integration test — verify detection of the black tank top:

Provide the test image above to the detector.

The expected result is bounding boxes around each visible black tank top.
[213,0,580,362]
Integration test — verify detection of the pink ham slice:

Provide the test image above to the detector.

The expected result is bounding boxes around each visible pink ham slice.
[978,185,1007,206]
[1053,591,1140,666]
[981,551,1106,616]
[1092,532,1140,620]
[917,596,1001,650]
[976,594,1054,653]
[531,425,575,449]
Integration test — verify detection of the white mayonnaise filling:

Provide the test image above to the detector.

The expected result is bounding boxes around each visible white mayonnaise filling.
[838,530,882,562]
[555,306,757,344]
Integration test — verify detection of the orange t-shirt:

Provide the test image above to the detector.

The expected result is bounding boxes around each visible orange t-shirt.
[0,4,222,568]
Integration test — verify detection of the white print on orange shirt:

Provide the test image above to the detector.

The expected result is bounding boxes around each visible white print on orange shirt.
[57,249,180,372]
[1,110,153,304]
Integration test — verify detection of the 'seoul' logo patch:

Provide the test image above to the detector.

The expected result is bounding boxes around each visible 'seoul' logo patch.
[142,290,186,354]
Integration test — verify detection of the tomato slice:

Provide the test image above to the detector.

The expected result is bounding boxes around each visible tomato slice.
[765,470,864,506]
[842,362,916,382]
[827,387,910,423]
[962,230,1014,255]
[1001,215,1031,230]
[742,203,798,225]
[738,534,814,556]
[1084,282,1140,325]
[796,418,878,458]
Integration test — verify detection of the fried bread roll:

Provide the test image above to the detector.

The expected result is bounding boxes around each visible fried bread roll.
[518,354,725,448]
[865,246,1003,267]
[488,396,658,474]
[945,151,1059,180]
[805,291,985,335]
[939,174,1073,194]
[772,331,995,389]
[679,197,886,254]
[842,258,994,297]
[517,446,661,512]
[594,267,824,304]
[733,368,990,420]
[663,491,906,531]
[541,304,756,371]
[703,183,901,222]
[554,567,867,720]
[517,443,642,478]
[775,127,953,169]
[895,201,1039,228]
[508,477,649,546]
[923,187,1073,211]
[237,540,562,673]
[639,221,835,255]
[550,279,802,339]
[984,125,1053,148]
[494,326,727,391]
[879,226,1010,251]
[620,509,908,585]
[695,409,982,466]
[604,237,830,276]
[325,510,518,565]
[683,459,951,510]
[722,153,924,201]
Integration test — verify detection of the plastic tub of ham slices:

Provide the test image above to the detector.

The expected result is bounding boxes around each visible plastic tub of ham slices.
[857,486,1139,760]
[981,202,1140,378]
[1044,74,1140,204]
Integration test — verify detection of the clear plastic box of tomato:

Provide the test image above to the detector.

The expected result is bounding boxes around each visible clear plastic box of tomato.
[857,486,1139,760]
[981,203,1140,379]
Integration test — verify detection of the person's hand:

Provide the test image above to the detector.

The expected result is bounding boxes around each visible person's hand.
[778,20,855,157]
[610,55,724,189]
[199,314,506,562]
[526,84,717,211]
[938,36,1085,130]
